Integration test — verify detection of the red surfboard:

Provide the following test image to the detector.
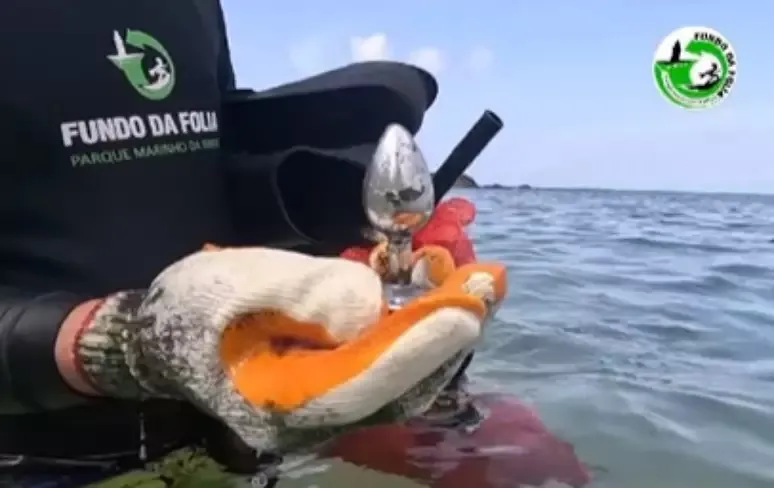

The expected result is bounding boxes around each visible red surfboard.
[323,393,591,488]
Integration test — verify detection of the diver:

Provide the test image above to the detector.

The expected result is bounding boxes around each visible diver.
[697,61,721,87]
[148,57,171,85]
[0,0,468,486]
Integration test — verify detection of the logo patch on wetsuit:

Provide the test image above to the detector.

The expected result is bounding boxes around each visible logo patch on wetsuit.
[108,29,175,101]
[59,28,220,168]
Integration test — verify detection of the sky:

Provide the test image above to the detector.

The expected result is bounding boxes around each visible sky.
[222,1,773,193]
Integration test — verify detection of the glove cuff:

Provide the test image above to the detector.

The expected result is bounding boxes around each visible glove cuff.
[75,290,175,399]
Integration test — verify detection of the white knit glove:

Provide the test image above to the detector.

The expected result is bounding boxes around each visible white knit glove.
[76,247,506,453]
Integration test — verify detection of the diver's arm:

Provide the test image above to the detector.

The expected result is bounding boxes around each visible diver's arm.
[0,289,99,414]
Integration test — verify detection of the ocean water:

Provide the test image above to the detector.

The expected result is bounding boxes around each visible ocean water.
[279,188,774,488]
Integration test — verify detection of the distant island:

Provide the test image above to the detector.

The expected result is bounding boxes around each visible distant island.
[451,174,479,188]
[448,174,533,191]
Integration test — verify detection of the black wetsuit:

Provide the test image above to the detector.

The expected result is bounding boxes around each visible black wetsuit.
[0,1,438,482]
[0,0,249,479]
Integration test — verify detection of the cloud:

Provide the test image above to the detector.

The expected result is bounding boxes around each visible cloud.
[407,47,444,75]
[350,33,391,61]
[351,34,444,74]
[467,46,494,76]
[289,33,454,78]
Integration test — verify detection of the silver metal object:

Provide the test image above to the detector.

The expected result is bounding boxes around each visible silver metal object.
[363,124,435,309]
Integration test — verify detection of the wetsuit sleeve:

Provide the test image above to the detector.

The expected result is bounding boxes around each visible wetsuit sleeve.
[0,288,89,414]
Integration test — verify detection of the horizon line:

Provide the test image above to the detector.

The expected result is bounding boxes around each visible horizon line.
[467,185,774,197]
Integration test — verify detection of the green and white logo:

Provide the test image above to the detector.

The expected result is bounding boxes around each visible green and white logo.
[653,26,737,110]
[108,29,175,101]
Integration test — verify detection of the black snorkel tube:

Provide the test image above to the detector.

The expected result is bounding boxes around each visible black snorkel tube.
[432,110,503,202]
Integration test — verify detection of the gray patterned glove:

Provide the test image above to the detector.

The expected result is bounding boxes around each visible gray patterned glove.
[75,246,505,454]
[76,289,176,399]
